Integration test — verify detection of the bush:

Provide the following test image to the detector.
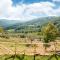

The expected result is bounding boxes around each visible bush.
[20,34,26,38]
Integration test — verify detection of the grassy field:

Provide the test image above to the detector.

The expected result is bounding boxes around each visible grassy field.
[0,37,60,55]
[0,55,60,60]
[0,34,60,60]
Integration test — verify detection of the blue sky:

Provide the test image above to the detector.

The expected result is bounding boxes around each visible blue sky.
[0,0,60,21]
[12,0,52,5]
[12,0,60,6]
[12,0,53,4]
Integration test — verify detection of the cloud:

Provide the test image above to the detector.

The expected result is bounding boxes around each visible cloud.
[53,0,60,2]
[0,0,13,18]
[0,0,60,21]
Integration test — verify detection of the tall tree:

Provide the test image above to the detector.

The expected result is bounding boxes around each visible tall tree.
[41,22,58,43]
[41,21,59,55]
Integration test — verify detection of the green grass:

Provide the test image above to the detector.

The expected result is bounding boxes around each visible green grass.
[0,55,60,60]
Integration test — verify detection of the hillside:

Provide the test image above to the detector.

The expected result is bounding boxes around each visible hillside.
[7,16,60,33]
[0,19,22,28]
[0,17,60,33]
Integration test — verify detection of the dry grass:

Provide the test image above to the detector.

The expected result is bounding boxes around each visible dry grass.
[0,37,60,55]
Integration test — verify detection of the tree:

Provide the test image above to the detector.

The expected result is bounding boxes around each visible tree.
[41,22,58,43]
[41,21,59,60]
[41,21,59,56]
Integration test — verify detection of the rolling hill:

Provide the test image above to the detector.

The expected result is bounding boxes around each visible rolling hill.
[0,16,60,33]
[5,16,60,33]
[0,19,22,28]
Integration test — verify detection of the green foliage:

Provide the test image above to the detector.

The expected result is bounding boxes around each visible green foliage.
[0,55,60,60]
[41,22,58,43]
[0,27,4,33]
[20,34,26,38]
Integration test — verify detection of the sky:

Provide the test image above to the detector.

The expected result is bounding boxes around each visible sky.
[0,0,60,21]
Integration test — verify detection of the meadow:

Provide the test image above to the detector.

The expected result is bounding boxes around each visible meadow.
[0,33,60,60]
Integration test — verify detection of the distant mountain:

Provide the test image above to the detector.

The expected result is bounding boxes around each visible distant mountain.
[6,16,60,33]
[0,17,60,33]
[53,19,60,31]
[0,19,22,28]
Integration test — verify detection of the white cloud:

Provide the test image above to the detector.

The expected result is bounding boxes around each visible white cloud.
[0,0,60,21]
[53,0,60,2]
